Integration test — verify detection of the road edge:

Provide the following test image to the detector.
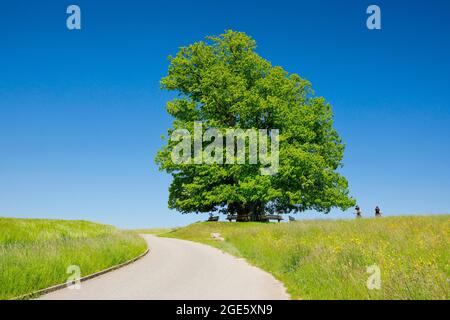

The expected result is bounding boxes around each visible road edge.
[158,234,291,300]
[12,247,150,300]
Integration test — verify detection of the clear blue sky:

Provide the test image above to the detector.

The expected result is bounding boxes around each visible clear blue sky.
[1,0,449,228]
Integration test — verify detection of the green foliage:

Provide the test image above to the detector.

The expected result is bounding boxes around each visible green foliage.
[156,30,355,218]
[0,218,147,299]
[163,215,450,299]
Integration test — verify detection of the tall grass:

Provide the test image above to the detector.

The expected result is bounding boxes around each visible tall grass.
[163,215,449,299]
[0,218,147,300]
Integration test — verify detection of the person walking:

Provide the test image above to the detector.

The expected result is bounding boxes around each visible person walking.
[355,205,362,218]
[375,206,382,217]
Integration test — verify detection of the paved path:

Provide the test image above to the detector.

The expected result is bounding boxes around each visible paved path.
[40,235,289,300]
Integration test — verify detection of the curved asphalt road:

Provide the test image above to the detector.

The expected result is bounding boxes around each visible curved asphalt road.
[40,235,289,300]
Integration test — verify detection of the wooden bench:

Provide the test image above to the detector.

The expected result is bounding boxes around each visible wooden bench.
[261,214,283,222]
[226,214,250,222]
[207,216,219,222]
[227,214,283,222]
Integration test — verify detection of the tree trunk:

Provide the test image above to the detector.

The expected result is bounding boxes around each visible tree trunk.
[234,202,264,222]
[236,203,250,222]
[250,202,265,221]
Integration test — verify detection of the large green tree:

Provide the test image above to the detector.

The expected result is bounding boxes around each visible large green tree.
[156,30,355,221]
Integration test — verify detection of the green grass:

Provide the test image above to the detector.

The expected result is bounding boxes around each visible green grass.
[0,218,147,300]
[133,227,175,235]
[162,215,450,300]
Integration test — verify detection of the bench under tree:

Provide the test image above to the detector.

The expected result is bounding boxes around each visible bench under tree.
[226,214,283,222]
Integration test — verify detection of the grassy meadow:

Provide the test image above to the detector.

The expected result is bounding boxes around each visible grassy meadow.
[133,227,175,235]
[0,218,147,300]
[162,215,449,300]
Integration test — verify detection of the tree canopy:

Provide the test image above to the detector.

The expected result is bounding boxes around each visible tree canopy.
[156,30,355,220]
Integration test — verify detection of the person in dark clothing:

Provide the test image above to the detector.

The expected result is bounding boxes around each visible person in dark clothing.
[375,206,381,217]
[355,205,362,218]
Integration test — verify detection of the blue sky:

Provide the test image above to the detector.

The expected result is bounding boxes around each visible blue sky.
[1,0,449,228]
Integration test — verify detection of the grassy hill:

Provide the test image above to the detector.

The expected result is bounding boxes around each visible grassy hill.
[0,218,147,300]
[161,215,449,299]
